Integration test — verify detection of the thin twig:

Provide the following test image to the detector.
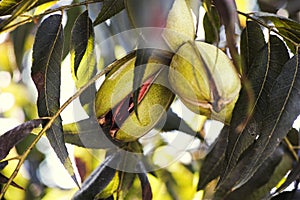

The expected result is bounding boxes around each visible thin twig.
[284,137,299,161]
[1,0,105,32]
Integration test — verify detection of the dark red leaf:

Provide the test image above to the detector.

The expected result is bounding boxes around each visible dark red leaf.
[0,119,44,160]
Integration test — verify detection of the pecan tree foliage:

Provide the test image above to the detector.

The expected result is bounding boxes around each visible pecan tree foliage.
[0,0,300,199]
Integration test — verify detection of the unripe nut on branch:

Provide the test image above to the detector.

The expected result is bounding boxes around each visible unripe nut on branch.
[168,41,241,123]
[95,52,175,142]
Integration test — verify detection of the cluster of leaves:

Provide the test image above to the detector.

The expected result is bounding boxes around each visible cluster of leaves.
[199,4,300,199]
[0,0,300,199]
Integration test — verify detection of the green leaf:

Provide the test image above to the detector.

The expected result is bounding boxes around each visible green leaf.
[12,22,34,71]
[0,0,38,32]
[220,146,285,200]
[276,27,300,53]
[31,14,79,187]
[157,109,202,140]
[197,126,229,190]
[253,12,300,53]
[223,35,289,182]
[71,10,97,116]
[93,0,125,26]
[203,6,220,44]
[218,52,300,196]
[95,172,119,199]
[0,119,45,160]
[240,21,266,75]
[63,3,82,59]
[117,172,136,199]
[73,153,120,200]
[63,118,115,149]
[254,12,300,32]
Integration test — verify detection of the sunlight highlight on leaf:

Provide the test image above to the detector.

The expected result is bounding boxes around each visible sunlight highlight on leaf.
[71,10,96,116]
[0,0,38,32]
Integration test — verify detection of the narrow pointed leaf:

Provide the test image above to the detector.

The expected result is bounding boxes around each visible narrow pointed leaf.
[73,153,120,200]
[95,171,119,199]
[248,151,293,200]
[63,117,115,149]
[221,146,284,200]
[137,161,152,200]
[157,109,203,140]
[93,0,125,26]
[118,172,136,199]
[223,35,289,181]
[31,14,79,187]
[253,12,300,33]
[240,21,266,75]
[197,126,229,190]
[216,144,294,199]
[240,52,300,185]
[0,119,45,160]
[253,12,300,53]
[218,52,300,196]
[276,27,300,53]
[71,10,97,115]
[12,22,34,71]
[203,6,220,44]
[63,5,82,59]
